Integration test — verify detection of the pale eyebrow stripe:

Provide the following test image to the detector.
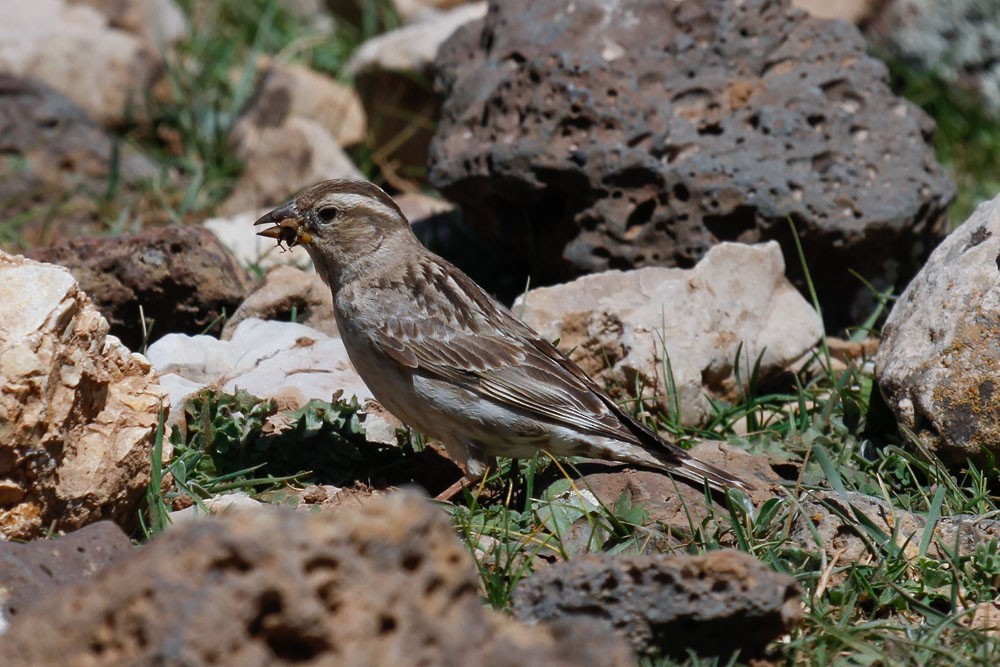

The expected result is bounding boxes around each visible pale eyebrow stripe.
[334,192,399,219]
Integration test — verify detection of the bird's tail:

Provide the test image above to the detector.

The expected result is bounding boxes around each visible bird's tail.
[605,396,755,494]
[669,452,755,494]
[617,437,755,494]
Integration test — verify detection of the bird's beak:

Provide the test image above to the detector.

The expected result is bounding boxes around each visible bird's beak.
[254,201,313,247]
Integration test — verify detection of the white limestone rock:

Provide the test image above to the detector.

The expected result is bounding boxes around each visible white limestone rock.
[515,242,823,426]
[0,252,164,539]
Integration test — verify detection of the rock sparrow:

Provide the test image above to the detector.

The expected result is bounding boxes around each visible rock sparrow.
[255,180,750,493]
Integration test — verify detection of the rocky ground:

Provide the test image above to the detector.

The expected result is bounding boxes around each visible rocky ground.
[2,0,1000,665]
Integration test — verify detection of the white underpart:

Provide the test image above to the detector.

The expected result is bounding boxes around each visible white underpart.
[409,374,663,474]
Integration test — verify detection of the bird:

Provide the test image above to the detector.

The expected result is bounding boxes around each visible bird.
[254,179,752,496]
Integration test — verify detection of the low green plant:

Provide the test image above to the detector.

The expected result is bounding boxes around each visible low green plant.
[178,389,414,486]
[139,389,417,536]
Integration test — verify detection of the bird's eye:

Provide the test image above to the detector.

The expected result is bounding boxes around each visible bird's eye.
[317,206,339,225]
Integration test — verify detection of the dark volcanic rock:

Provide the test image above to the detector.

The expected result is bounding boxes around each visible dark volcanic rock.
[0,522,134,630]
[28,225,256,350]
[512,549,801,658]
[429,0,954,327]
[0,492,634,667]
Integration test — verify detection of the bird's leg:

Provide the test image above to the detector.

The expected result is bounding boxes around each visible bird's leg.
[504,458,523,507]
[434,475,477,502]
[433,452,498,503]
[434,442,497,501]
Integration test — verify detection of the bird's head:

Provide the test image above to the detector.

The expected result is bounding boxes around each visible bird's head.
[255,179,412,288]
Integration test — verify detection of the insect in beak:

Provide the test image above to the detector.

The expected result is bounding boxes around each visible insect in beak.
[253,202,313,250]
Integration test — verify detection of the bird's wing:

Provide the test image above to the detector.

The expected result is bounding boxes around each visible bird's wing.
[368,259,659,446]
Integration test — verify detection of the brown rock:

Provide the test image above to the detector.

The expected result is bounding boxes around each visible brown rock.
[512,549,801,657]
[578,457,1000,573]
[957,600,1000,637]
[219,55,367,215]
[0,0,163,127]
[0,75,161,247]
[0,521,134,629]
[826,336,879,364]
[792,490,1000,566]
[223,266,337,339]
[429,0,954,329]
[548,441,782,554]
[232,60,366,151]
[67,0,187,47]
[220,116,363,215]
[0,253,165,540]
[0,491,634,666]
[27,225,256,351]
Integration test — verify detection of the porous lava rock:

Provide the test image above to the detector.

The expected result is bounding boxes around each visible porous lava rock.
[0,521,134,632]
[27,225,256,350]
[0,491,634,666]
[512,549,801,657]
[429,0,954,328]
